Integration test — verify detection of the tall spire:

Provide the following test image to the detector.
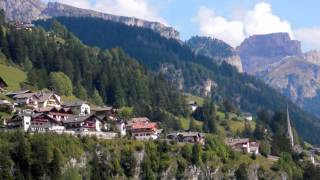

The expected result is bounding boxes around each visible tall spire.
[287,104,294,148]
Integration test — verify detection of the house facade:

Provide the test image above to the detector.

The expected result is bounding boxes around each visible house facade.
[167,132,205,144]
[12,91,61,109]
[35,107,73,122]
[127,117,159,140]
[64,114,102,132]
[6,112,64,132]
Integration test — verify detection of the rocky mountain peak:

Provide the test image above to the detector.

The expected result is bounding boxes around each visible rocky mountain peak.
[237,32,302,58]
[237,32,303,75]
[0,0,179,40]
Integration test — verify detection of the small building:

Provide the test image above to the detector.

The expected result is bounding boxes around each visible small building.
[243,112,253,121]
[12,91,61,109]
[167,132,205,144]
[188,101,198,112]
[64,114,102,132]
[225,138,260,154]
[91,106,118,119]
[0,77,8,92]
[63,100,90,116]
[6,112,32,131]
[127,117,159,140]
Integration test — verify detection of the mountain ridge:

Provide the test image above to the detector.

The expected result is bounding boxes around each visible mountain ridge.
[0,0,180,40]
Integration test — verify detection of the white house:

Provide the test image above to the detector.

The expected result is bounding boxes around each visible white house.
[127,117,159,140]
[63,100,91,116]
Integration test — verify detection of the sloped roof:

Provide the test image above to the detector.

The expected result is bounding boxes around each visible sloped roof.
[91,106,113,112]
[64,114,101,123]
[63,100,87,107]
[13,93,36,99]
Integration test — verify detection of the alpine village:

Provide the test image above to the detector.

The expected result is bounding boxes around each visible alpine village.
[0,1,320,180]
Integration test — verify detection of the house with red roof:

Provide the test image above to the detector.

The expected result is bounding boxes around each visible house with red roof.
[127,117,160,140]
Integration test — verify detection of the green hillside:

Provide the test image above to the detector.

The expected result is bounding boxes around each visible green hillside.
[0,64,26,91]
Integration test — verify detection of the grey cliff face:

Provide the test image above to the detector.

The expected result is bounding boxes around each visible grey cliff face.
[237,32,302,75]
[186,36,243,72]
[0,0,47,22]
[237,32,320,117]
[0,0,179,40]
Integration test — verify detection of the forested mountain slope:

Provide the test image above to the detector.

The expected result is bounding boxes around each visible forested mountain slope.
[0,14,188,130]
[35,17,320,144]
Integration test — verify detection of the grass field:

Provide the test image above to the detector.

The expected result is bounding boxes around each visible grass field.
[0,64,27,91]
[180,117,203,130]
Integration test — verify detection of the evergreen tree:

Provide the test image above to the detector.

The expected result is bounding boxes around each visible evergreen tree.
[202,100,217,133]
[141,155,156,180]
[91,89,104,106]
[235,163,249,180]
[192,143,202,166]
[49,72,73,96]
[50,148,64,180]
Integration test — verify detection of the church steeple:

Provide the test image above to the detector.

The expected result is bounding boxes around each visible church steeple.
[287,105,294,148]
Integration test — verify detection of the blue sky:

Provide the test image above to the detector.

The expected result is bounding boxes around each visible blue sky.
[43,0,320,50]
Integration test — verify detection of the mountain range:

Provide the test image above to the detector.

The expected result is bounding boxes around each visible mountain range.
[0,0,179,40]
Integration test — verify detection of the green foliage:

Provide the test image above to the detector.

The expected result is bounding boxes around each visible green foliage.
[235,163,249,180]
[49,72,73,96]
[303,163,320,180]
[91,89,104,106]
[259,140,271,157]
[141,155,156,180]
[192,143,202,166]
[277,152,303,179]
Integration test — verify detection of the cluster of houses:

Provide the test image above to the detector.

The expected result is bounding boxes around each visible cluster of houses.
[0,89,160,139]
[0,89,208,143]
[225,138,260,154]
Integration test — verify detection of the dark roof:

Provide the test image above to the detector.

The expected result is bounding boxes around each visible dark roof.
[92,106,113,112]
[63,100,87,107]
[6,90,32,97]
[64,114,101,123]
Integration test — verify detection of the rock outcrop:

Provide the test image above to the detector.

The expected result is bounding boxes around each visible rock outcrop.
[186,36,243,72]
[237,33,302,75]
[0,0,180,40]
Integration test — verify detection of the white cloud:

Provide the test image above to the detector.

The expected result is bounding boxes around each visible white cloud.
[193,2,294,47]
[193,6,245,47]
[50,0,166,23]
[244,2,293,38]
[294,27,320,51]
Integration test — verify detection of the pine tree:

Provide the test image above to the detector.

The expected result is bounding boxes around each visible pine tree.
[50,148,64,180]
